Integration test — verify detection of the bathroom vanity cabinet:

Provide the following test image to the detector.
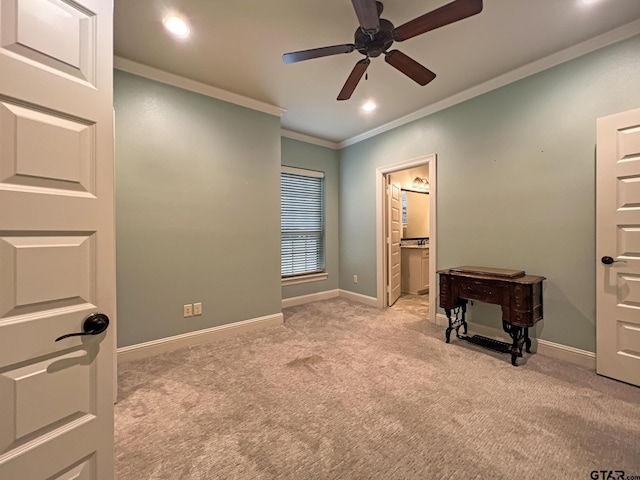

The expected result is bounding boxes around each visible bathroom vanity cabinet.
[401,246,429,294]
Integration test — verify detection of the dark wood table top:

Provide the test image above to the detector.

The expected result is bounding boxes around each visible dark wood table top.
[438,266,546,285]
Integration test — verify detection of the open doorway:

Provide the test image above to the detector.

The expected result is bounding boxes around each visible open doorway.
[375,155,437,325]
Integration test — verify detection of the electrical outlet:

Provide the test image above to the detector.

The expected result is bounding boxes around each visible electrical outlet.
[183,304,193,317]
[353,274,358,284]
[194,302,202,315]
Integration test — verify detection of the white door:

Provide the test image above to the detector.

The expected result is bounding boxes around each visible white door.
[0,0,116,478]
[388,179,402,305]
[596,107,640,387]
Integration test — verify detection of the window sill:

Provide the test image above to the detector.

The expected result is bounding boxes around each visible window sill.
[282,272,328,286]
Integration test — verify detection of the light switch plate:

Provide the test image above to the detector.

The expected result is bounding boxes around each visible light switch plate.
[194,302,202,315]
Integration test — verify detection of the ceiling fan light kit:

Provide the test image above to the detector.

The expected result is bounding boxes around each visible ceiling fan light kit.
[282,0,483,101]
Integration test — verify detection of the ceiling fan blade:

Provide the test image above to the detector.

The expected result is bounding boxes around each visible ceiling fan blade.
[337,58,370,101]
[394,0,483,42]
[351,0,380,33]
[283,44,355,64]
[385,50,436,86]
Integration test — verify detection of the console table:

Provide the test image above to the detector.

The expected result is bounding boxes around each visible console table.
[438,266,545,366]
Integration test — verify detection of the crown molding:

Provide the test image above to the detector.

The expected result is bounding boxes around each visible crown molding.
[114,56,287,118]
[339,20,640,148]
[281,129,340,149]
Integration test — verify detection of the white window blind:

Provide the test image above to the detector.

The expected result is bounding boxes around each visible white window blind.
[281,167,325,278]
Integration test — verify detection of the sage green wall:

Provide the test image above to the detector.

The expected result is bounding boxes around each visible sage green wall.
[114,71,281,348]
[339,35,640,352]
[281,138,340,299]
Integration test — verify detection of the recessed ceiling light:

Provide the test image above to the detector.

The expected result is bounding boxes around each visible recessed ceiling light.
[580,0,601,5]
[362,102,376,112]
[163,16,190,38]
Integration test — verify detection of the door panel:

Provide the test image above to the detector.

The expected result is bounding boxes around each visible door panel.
[388,181,401,305]
[617,226,640,258]
[0,100,95,193]
[0,0,114,477]
[52,458,95,480]
[0,350,94,451]
[596,107,640,387]
[1,234,93,309]
[0,0,97,83]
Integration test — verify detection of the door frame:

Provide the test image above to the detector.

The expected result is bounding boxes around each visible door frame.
[375,154,437,324]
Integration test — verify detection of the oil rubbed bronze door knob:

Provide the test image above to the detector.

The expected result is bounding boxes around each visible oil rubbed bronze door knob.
[55,313,110,342]
[601,256,626,265]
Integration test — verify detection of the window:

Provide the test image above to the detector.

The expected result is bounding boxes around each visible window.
[281,166,325,279]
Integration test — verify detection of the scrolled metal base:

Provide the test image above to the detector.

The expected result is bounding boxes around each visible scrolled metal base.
[502,321,531,366]
[445,302,467,344]
[444,303,531,366]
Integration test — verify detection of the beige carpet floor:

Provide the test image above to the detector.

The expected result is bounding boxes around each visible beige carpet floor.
[115,296,640,479]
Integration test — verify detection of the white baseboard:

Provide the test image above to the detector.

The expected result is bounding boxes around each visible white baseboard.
[435,313,595,370]
[339,289,379,307]
[435,313,449,327]
[282,288,379,308]
[282,289,340,308]
[536,339,596,370]
[117,313,284,364]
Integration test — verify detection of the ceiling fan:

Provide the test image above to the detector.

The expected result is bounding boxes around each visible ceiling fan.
[282,0,483,100]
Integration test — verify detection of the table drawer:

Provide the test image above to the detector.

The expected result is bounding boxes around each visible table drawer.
[510,310,534,327]
[458,280,501,302]
[512,284,530,309]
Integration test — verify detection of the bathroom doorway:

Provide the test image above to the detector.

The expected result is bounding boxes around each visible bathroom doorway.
[375,155,437,325]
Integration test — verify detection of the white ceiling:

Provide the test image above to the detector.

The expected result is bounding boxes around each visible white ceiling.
[114,0,640,145]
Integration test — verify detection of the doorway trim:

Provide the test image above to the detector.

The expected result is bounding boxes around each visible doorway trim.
[375,154,437,325]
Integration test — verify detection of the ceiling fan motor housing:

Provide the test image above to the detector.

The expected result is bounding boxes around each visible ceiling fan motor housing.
[355,18,395,58]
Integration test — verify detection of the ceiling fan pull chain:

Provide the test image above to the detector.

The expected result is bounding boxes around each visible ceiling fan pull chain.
[365,54,370,80]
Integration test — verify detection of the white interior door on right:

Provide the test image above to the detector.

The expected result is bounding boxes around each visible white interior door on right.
[596,107,640,387]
